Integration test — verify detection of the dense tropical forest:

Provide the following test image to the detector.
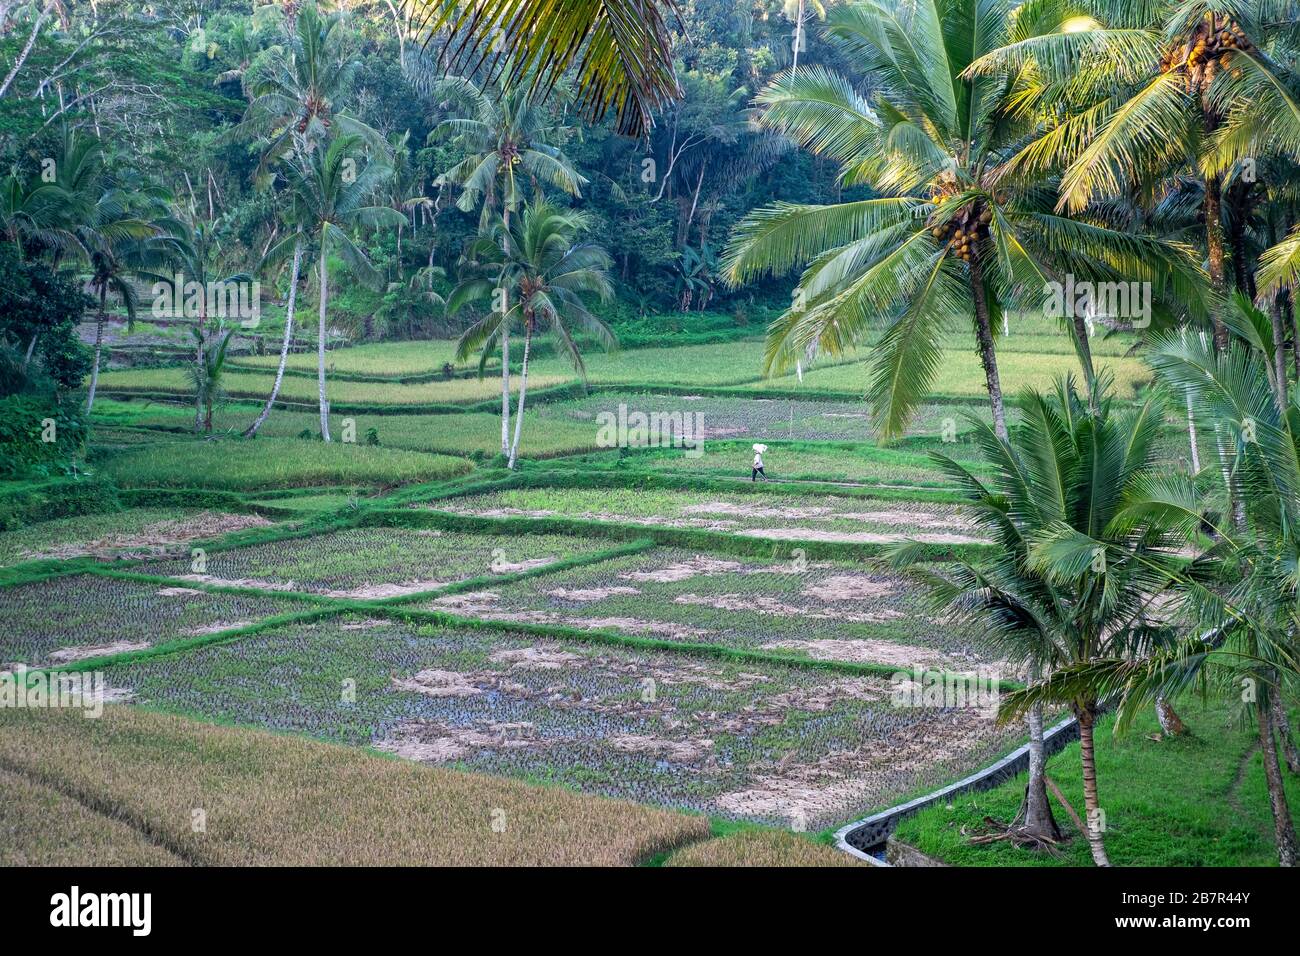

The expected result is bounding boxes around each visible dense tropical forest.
[2,0,1300,877]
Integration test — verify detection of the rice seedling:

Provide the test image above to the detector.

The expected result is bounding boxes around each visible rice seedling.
[99,616,1024,829]
[0,574,303,668]
[0,509,272,567]
[545,392,1007,448]
[93,368,571,408]
[228,340,488,378]
[584,440,985,487]
[754,350,1151,399]
[100,438,472,491]
[143,527,613,598]
[246,493,367,514]
[433,487,990,547]
[416,547,1000,671]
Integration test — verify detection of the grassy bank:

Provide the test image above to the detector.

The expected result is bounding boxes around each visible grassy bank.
[99,437,473,490]
[891,699,1300,867]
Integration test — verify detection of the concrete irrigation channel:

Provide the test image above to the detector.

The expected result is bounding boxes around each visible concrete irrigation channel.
[834,715,1080,866]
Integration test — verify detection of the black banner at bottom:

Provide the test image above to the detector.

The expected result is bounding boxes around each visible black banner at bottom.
[10,866,1288,941]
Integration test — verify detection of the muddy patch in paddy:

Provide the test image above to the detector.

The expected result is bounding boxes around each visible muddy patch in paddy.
[19,511,273,562]
[429,591,500,614]
[620,555,746,583]
[45,640,151,664]
[322,580,447,599]
[489,647,585,670]
[545,585,641,602]
[175,574,299,593]
[763,638,950,669]
[801,573,897,602]
[681,501,834,521]
[182,621,254,636]
[737,527,987,545]
[713,709,1005,822]
[340,618,392,631]
[840,508,973,531]
[672,592,902,624]
[610,734,715,763]
[392,668,485,698]
[430,591,714,641]
[493,557,558,574]
[375,719,549,762]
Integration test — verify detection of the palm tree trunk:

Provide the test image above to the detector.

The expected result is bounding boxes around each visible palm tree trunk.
[1071,313,1096,408]
[1155,695,1188,736]
[1287,292,1299,383]
[968,258,1007,440]
[1272,296,1289,410]
[506,319,533,470]
[500,322,511,456]
[1271,701,1300,774]
[1204,177,1229,353]
[1259,697,1299,866]
[1077,704,1111,866]
[791,0,805,70]
[974,258,1059,842]
[499,208,512,457]
[194,301,207,433]
[1023,675,1060,842]
[317,243,331,442]
[245,240,303,437]
[1185,389,1201,473]
[85,286,107,413]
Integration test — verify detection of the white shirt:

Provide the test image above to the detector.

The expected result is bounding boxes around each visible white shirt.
[753,453,764,469]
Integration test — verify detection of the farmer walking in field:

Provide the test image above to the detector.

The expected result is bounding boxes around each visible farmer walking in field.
[751,443,768,482]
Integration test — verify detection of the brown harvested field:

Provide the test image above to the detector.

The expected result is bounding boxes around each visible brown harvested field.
[665,829,864,867]
[0,768,184,866]
[0,706,711,866]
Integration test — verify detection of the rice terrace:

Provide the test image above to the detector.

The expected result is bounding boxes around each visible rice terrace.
[1,0,1298,920]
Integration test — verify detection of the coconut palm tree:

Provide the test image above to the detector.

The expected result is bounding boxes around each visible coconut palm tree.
[447,200,615,469]
[722,0,1205,443]
[139,218,252,432]
[80,209,176,412]
[433,74,587,456]
[886,374,1189,865]
[970,2,1300,346]
[243,209,307,438]
[409,0,680,136]
[1011,322,1300,865]
[34,133,178,413]
[237,4,388,438]
[723,1,1204,834]
[238,2,386,176]
[284,133,405,441]
[189,321,236,433]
